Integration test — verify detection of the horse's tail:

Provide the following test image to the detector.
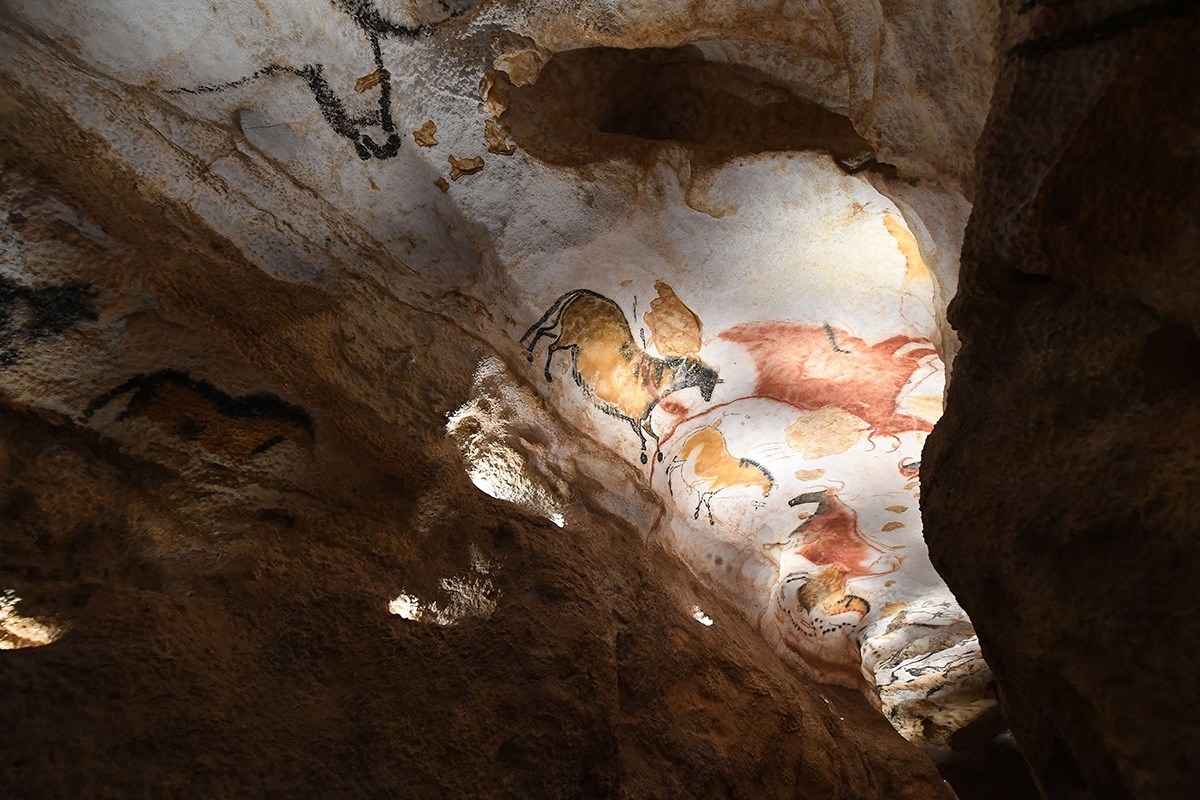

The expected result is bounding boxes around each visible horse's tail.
[519,289,608,351]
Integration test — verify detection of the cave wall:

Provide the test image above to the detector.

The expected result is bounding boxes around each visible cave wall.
[923,1,1200,797]
[0,1,1189,797]
[0,158,958,797]
[0,0,1004,796]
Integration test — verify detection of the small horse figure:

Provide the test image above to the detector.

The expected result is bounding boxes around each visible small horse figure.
[666,426,773,524]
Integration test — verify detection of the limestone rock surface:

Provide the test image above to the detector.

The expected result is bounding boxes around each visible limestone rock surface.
[0,165,954,799]
[924,2,1200,798]
[0,0,1055,796]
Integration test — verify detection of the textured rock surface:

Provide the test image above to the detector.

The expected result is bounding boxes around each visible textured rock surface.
[924,2,1200,798]
[0,164,956,798]
[0,0,1082,796]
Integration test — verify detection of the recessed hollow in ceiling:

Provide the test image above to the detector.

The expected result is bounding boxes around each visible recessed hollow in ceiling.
[498,45,876,170]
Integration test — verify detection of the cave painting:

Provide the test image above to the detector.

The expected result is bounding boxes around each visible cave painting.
[515,246,956,722]
[523,288,719,463]
[618,309,948,706]
[883,212,932,285]
[167,2,471,161]
[773,487,903,690]
[784,406,872,459]
[666,425,774,524]
[84,369,314,461]
[720,321,939,446]
[0,275,97,365]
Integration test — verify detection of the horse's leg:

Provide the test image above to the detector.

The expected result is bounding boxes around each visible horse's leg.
[527,324,559,362]
[569,345,584,388]
[642,417,663,462]
[522,313,554,357]
[630,417,649,464]
[702,492,717,526]
[524,293,579,359]
[543,337,562,381]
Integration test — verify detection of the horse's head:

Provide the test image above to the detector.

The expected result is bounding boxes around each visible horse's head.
[669,356,721,402]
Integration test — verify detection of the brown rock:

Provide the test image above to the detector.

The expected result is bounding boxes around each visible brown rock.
[448,154,484,180]
[354,68,389,93]
[412,120,438,147]
[484,119,517,156]
[924,5,1200,798]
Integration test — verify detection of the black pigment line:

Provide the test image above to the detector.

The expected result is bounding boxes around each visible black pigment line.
[332,0,472,38]
[824,322,851,354]
[164,1,473,160]
[84,368,314,436]
[1008,0,1200,60]
[164,64,297,95]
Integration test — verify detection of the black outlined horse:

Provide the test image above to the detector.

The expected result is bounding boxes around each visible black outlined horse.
[522,289,720,464]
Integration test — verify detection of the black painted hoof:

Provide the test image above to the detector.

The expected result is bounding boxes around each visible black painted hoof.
[526,353,534,362]
[544,373,553,383]
[656,451,664,463]
[640,452,648,465]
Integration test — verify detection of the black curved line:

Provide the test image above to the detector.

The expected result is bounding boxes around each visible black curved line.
[84,368,314,436]
[331,0,471,38]
[164,1,474,160]
[520,289,613,347]
[1008,0,1200,60]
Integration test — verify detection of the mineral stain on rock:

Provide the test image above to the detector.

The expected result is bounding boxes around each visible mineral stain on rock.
[413,119,439,147]
[448,154,484,180]
[484,119,516,155]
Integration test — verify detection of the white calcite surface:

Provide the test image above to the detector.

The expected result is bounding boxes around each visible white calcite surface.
[501,150,979,746]
[0,0,1001,755]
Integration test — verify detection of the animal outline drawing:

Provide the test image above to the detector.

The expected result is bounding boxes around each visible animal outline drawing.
[666,425,774,524]
[83,369,314,461]
[167,1,473,160]
[0,275,97,365]
[522,289,720,464]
